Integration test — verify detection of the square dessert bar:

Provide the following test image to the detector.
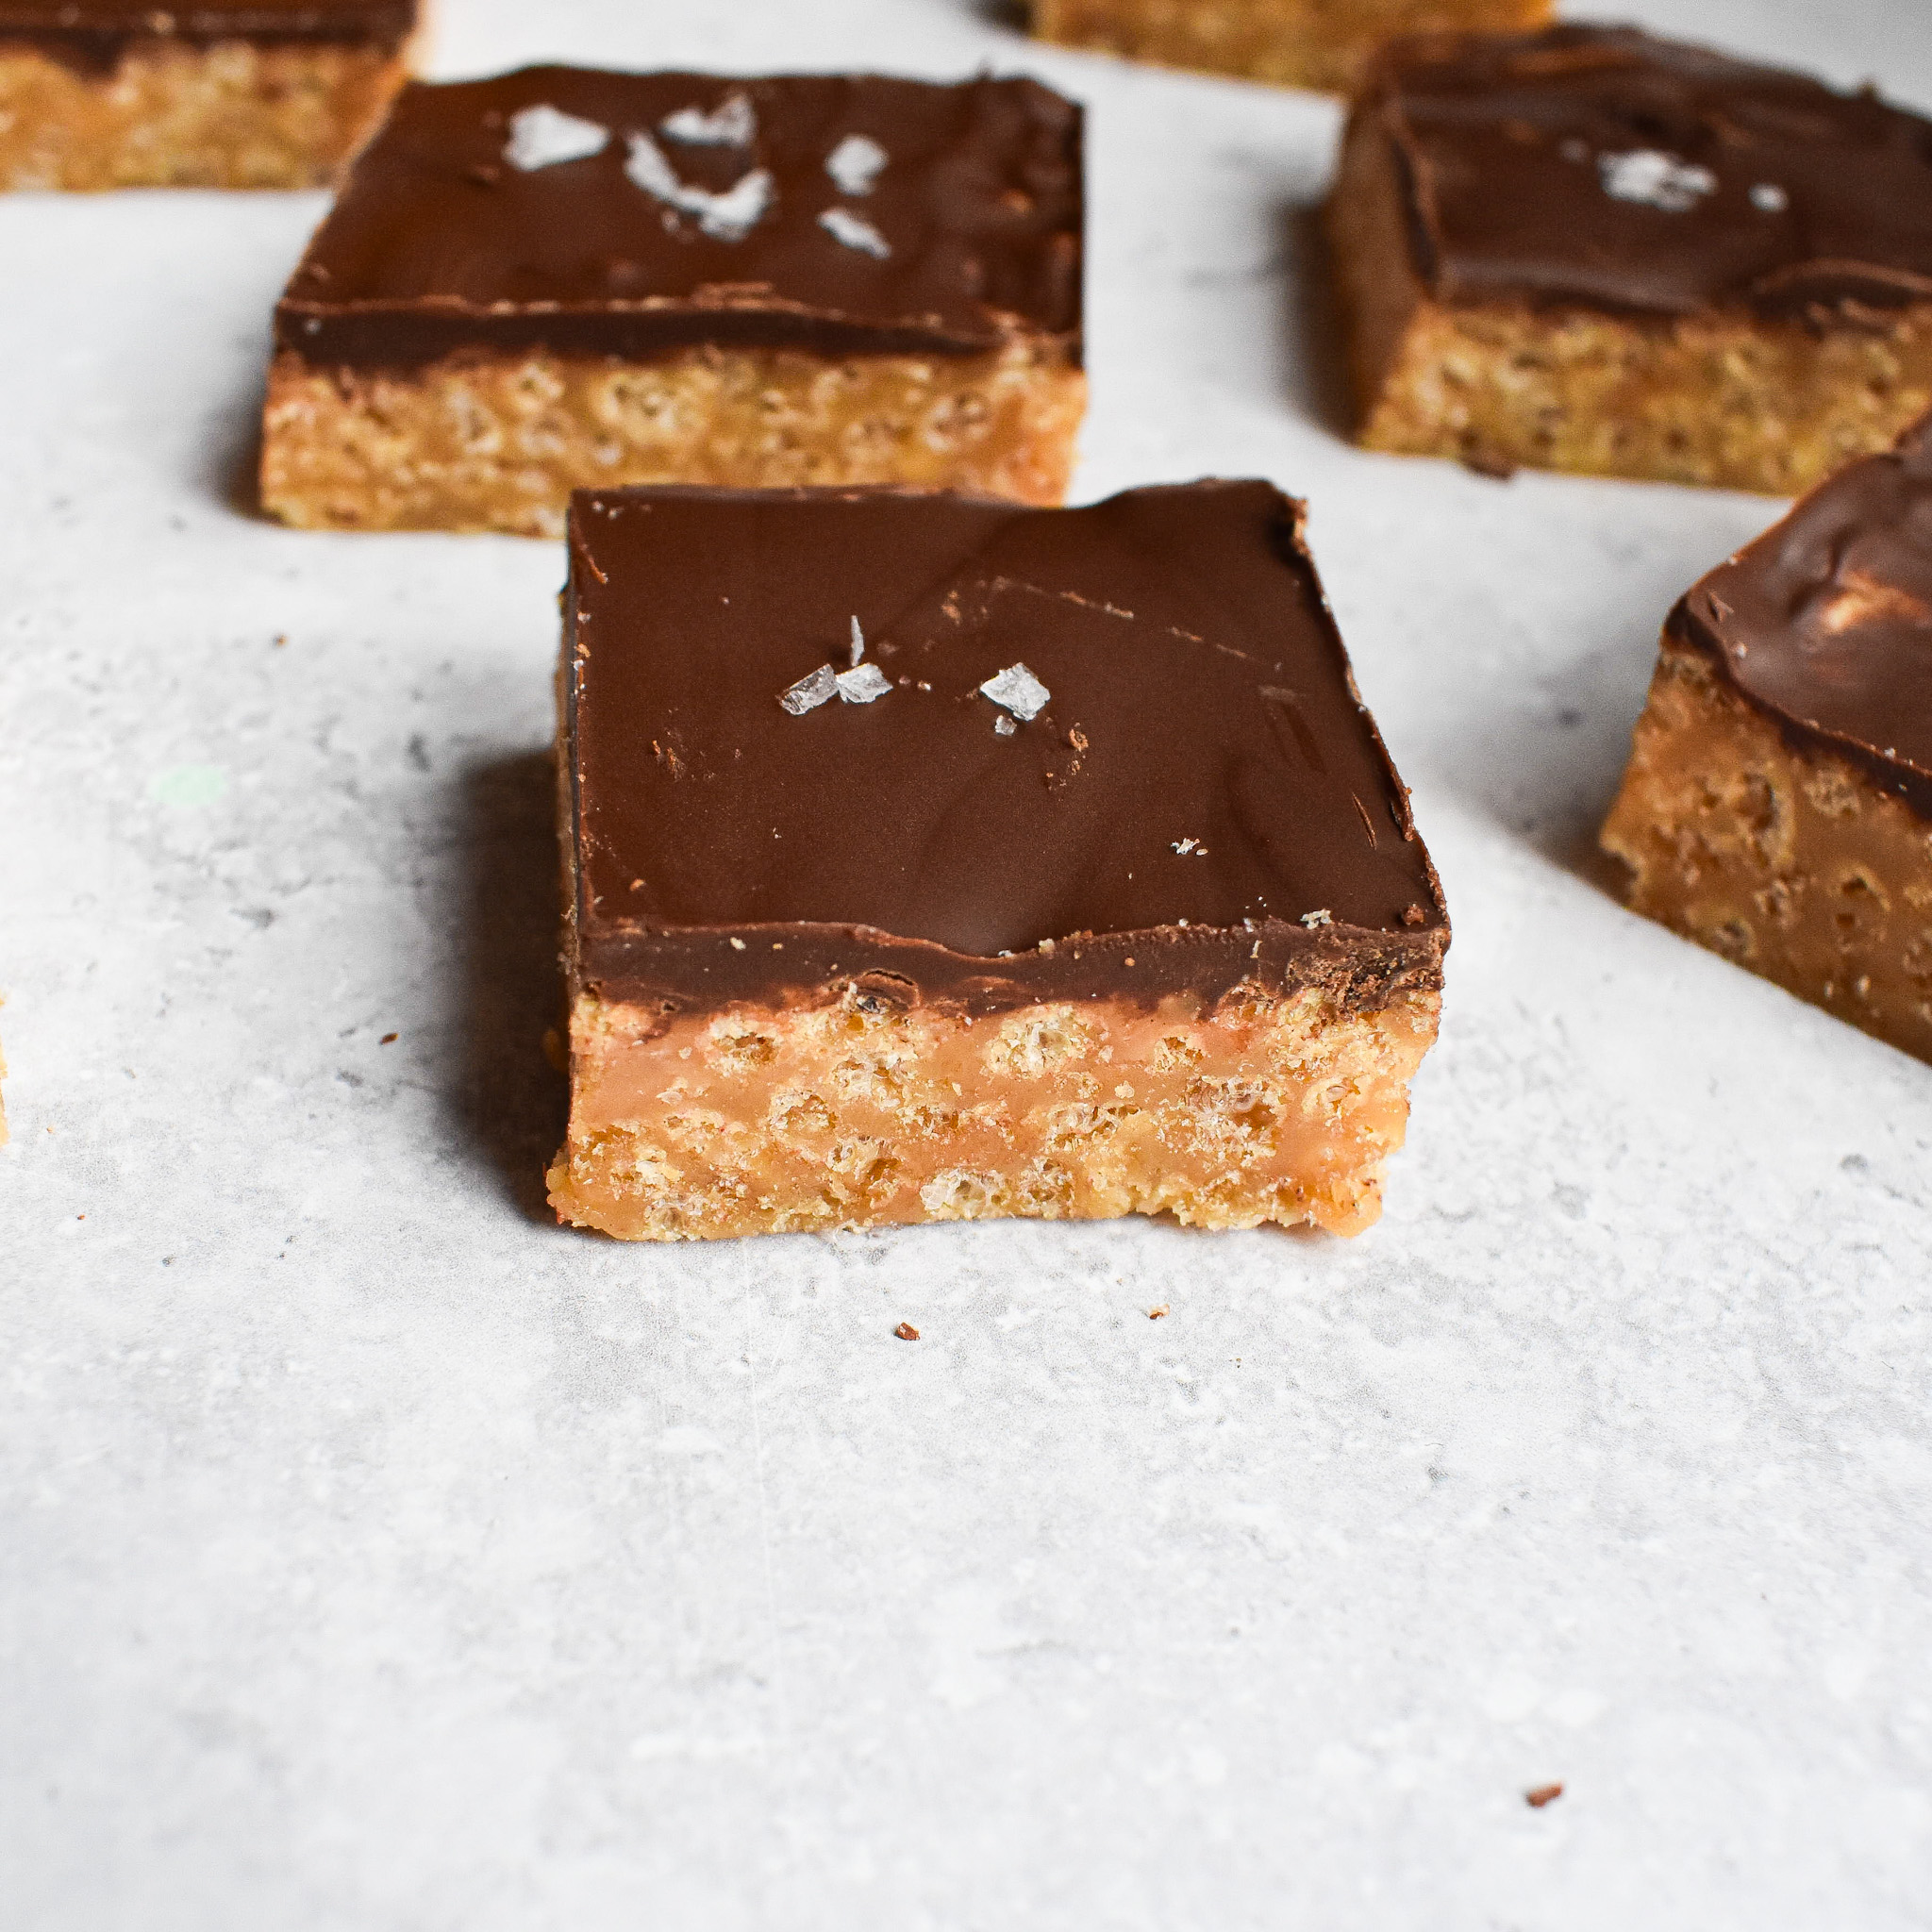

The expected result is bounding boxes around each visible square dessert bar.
[0,1,422,190]
[261,66,1086,537]
[550,479,1449,1242]
[1030,0,1546,96]
[1328,25,1932,492]
[1602,414,1932,1062]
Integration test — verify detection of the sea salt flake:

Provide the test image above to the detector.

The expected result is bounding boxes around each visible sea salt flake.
[660,92,756,147]
[1598,149,1716,213]
[625,133,773,241]
[504,104,609,171]
[1301,908,1334,928]
[825,132,889,194]
[849,615,865,665]
[819,207,891,259]
[1173,838,1204,856]
[1751,181,1789,212]
[993,714,1017,737]
[980,662,1050,721]
[836,663,892,704]
[779,664,839,714]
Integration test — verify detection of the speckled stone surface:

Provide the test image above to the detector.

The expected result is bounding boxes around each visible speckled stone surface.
[5,4,1932,1926]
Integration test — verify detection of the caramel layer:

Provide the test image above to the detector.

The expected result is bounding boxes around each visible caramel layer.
[550,980,1441,1241]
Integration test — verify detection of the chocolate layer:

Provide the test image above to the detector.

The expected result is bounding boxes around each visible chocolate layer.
[1670,413,1932,816]
[562,481,1447,1019]
[1369,24,1932,320]
[275,67,1083,370]
[0,3,416,75]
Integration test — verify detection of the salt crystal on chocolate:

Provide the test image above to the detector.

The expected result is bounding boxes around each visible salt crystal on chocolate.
[825,133,889,195]
[1597,148,1715,213]
[820,208,891,259]
[660,92,756,147]
[980,662,1049,720]
[779,664,839,714]
[625,133,774,242]
[505,104,608,172]
[836,663,892,704]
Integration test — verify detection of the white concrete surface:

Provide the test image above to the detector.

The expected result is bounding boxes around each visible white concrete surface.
[5,3,1932,1925]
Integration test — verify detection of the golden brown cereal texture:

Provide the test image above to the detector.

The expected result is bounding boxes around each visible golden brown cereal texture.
[0,40,408,191]
[260,341,1088,536]
[548,978,1441,1241]
[1602,637,1932,1063]
[1031,0,1548,93]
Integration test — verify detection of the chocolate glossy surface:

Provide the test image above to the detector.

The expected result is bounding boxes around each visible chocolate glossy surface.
[562,481,1447,1016]
[0,2,415,72]
[275,66,1083,368]
[1371,24,1932,318]
[1673,413,1932,814]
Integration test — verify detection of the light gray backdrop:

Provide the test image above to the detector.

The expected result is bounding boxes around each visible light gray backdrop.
[6,2,1932,1925]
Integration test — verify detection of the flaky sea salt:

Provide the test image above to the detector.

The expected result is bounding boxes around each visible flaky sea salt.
[779,664,839,714]
[849,615,865,666]
[819,208,891,259]
[1301,908,1334,928]
[1173,838,1205,856]
[1597,149,1716,213]
[993,714,1017,737]
[504,104,608,171]
[1750,181,1789,212]
[979,663,1050,721]
[660,92,756,146]
[625,134,773,241]
[825,132,889,194]
[836,663,892,704]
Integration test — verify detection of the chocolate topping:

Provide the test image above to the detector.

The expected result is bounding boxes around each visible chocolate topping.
[1671,412,1932,815]
[0,2,416,75]
[1370,24,1932,320]
[562,481,1447,1018]
[275,66,1083,370]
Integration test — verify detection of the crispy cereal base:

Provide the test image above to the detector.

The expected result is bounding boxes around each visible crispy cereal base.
[1602,637,1932,1062]
[1031,0,1548,92]
[548,977,1442,1241]
[259,341,1088,536]
[0,40,409,190]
